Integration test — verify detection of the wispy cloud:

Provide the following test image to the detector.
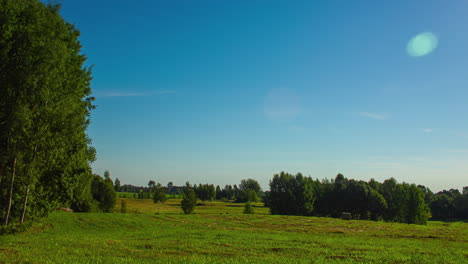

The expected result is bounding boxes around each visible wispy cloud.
[423,128,433,133]
[359,112,386,120]
[97,90,176,98]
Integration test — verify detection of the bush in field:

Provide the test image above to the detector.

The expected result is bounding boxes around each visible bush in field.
[243,202,255,214]
[153,183,167,204]
[181,183,196,214]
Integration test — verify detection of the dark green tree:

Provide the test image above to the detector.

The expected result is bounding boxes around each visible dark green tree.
[407,184,431,224]
[430,193,454,219]
[215,185,222,200]
[268,172,315,216]
[148,180,156,191]
[181,183,196,214]
[91,174,116,213]
[114,178,121,192]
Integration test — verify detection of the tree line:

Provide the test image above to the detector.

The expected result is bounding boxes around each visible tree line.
[118,174,467,224]
[265,172,468,224]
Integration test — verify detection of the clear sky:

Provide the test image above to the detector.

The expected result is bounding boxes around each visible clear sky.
[59,0,468,192]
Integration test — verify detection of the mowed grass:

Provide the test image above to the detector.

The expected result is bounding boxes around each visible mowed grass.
[0,199,467,264]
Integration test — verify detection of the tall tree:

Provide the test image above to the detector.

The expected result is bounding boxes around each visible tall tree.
[148,180,156,190]
[181,182,196,214]
[237,179,262,203]
[407,184,431,224]
[91,174,116,213]
[114,178,121,192]
[0,0,96,225]
[215,185,222,200]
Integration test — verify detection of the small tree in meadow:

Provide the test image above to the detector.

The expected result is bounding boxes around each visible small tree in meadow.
[153,183,167,213]
[181,183,197,214]
[244,202,255,214]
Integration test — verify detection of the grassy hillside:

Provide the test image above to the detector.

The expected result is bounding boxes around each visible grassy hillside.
[0,199,467,263]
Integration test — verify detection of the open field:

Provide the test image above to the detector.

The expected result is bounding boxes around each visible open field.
[1,198,467,264]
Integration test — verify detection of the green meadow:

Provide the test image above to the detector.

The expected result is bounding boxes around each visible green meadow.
[1,198,467,264]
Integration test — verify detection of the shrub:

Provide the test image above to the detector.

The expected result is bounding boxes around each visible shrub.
[243,202,255,214]
[181,185,197,214]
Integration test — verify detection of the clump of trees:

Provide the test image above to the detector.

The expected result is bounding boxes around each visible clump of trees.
[428,188,468,220]
[193,184,216,203]
[91,171,116,213]
[268,172,315,216]
[236,179,262,203]
[267,172,433,225]
[0,0,112,226]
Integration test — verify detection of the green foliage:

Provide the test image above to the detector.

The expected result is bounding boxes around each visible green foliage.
[215,185,222,200]
[181,184,196,214]
[243,202,255,214]
[430,188,468,220]
[194,184,215,202]
[407,184,431,224]
[247,189,258,203]
[237,178,262,202]
[114,178,121,192]
[91,174,116,213]
[153,183,167,205]
[268,172,315,216]
[0,0,95,224]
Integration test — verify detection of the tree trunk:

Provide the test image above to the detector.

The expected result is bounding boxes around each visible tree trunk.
[19,144,37,224]
[3,156,17,226]
[20,183,30,224]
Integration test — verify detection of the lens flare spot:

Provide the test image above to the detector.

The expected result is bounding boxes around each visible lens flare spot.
[263,88,301,121]
[406,32,438,57]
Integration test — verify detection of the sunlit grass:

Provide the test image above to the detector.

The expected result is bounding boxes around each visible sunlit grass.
[0,199,466,263]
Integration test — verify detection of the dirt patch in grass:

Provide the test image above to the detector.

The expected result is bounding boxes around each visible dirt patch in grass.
[0,248,18,256]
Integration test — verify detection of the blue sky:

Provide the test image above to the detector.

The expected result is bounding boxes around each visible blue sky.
[60,0,468,191]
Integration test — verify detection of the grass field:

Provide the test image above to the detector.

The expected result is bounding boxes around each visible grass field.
[0,198,467,264]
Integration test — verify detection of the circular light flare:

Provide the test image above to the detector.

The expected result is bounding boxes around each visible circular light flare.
[406,32,438,57]
[263,88,301,121]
